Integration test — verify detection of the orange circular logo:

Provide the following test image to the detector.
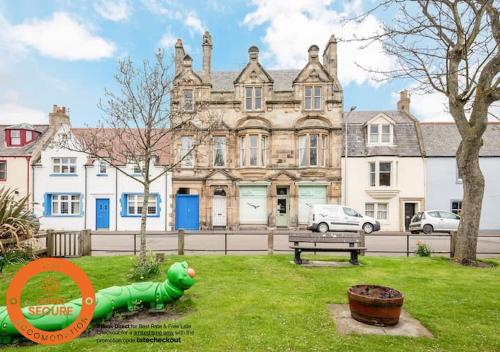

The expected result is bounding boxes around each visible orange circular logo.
[6,258,95,345]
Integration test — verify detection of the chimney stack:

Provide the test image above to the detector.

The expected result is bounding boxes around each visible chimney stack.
[308,45,320,63]
[323,34,337,77]
[202,31,212,82]
[397,90,410,113]
[49,105,70,127]
[175,39,185,76]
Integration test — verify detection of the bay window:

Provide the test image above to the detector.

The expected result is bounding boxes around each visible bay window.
[298,133,327,167]
[239,133,268,167]
[213,136,227,167]
[181,136,194,167]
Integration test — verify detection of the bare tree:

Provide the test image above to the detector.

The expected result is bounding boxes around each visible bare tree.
[59,49,218,266]
[347,0,499,265]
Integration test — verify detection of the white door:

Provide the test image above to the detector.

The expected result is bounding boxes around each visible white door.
[213,195,227,227]
[239,186,267,224]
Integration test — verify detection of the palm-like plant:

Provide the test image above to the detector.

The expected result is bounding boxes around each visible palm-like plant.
[0,187,37,252]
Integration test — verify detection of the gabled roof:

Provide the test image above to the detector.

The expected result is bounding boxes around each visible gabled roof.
[344,111,421,157]
[210,70,300,91]
[420,122,500,157]
[0,124,49,156]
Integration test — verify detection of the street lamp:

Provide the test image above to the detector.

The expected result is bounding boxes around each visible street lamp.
[344,106,357,206]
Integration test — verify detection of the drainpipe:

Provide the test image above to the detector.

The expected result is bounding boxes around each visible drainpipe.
[26,156,31,205]
[343,106,356,205]
[84,166,87,229]
[115,167,118,231]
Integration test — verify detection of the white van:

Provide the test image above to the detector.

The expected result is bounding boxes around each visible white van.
[307,204,380,234]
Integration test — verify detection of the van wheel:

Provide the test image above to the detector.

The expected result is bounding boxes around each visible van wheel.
[423,224,433,234]
[362,223,374,234]
[317,222,329,233]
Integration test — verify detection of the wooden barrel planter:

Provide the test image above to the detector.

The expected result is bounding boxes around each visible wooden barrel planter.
[347,285,404,326]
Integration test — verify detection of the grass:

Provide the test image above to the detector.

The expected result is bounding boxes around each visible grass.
[0,255,499,352]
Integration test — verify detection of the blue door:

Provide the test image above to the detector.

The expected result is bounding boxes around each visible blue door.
[96,199,110,230]
[175,195,199,230]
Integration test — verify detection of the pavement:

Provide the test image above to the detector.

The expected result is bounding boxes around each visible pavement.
[89,230,500,257]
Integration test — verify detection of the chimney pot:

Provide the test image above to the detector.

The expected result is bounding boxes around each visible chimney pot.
[49,105,70,127]
[397,90,410,113]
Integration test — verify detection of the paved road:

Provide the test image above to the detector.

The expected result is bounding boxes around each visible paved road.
[90,231,500,258]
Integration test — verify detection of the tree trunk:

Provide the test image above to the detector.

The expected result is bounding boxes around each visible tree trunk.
[454,137,485,264]
[139,182,150,266]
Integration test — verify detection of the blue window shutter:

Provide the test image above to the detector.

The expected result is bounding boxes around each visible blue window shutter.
[43,193,52,216]
[156,193,161,218]
[120,193,127,217]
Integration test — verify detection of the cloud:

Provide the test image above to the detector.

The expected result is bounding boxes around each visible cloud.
[4,12,115,60]
[243,0,395,87]
[185,12,204,35]
[159,31,177,48]
[0,102,47,125]
[94,0,131,22]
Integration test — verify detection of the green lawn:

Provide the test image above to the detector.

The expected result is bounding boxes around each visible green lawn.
[1,255,499,352]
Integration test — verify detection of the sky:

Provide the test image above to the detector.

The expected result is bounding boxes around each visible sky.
[0,0,456,127]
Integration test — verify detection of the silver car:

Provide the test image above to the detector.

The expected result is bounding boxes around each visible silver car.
[409,210,460,234]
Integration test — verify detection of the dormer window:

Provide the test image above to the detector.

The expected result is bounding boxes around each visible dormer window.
[304,86,321,111]
[368,124,393,145]
[183,89,194,112]
[245,87,262,111]
[10,130,21,145]
[26,130,33,142]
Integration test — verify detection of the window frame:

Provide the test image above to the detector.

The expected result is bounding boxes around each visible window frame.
[367,123,393,145]
[451,200,463,215]
[183,89,194,112]
[98,160,108,175]
[10,130,22,146]
[365,202,389,220]
[213,136,227,167]
[304,85,322,111]
[298,133,328,167]
[239,132,268,167]
[52,157,77,175]
[122,193,160,217]
[244,86,263,111]
[0,160,6,181]
[50,194,81,216]
[180,136,194,168]
[368,161,392,187]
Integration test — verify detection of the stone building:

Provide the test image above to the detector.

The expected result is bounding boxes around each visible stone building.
[171,32,344,230]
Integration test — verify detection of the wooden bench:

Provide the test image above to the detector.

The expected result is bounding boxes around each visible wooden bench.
[289,232,366,265]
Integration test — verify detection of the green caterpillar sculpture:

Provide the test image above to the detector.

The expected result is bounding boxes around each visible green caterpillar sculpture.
[0,261,196,344]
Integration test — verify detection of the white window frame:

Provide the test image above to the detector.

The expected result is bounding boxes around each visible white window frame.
[368,124,393,145]
[245,86,263,111]
[368,161,392,187]
[240,136,246,167]
[298,133,327,167]
[51,194,81,216]
[365,202,388,220]
[52,157,77,174]
[26,130,33,142]
[98,160,107,174]
[181,136,194,168]
[10,130,21,146]
[183,89,194,112]
[213,136,227,167]
[127,194,157,216]
[304,86,322,111]
[239,133,267,167]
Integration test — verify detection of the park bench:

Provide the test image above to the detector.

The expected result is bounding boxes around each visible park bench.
[289,232,366,265]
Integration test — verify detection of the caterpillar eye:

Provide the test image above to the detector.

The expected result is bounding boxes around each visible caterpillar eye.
[187,268,195,278]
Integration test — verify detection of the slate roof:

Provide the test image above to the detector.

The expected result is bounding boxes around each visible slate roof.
[344,111,422,157]
[210,69,300,91]
[420,122,500,156]
[0,124,49,156]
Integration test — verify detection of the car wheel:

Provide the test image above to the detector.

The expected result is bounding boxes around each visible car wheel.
[317,222,329,233]
[362,222,374,234]
[423,224,433,234]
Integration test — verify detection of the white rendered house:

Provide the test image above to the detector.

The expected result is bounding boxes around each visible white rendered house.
[32,110,172,232]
